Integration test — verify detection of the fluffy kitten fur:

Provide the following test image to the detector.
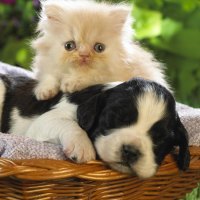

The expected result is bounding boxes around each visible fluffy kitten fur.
[32,0,169,100]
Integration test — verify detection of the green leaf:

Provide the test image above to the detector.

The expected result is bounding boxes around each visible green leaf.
[0,5,5,17]
[178,66,197,95]
[23,2,34,21]
[161,18,183,41]
[134,0,163,9]
[16,48,29,65]
[0,38,32,69]
[132,5,162,39]
[181,0,198,12]
[161,3,188,21]
[150,29,200,59]
[185,8,200,29]
[182,183,200,200]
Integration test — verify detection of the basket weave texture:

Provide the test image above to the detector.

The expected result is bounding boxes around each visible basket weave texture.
[0,146,199,200]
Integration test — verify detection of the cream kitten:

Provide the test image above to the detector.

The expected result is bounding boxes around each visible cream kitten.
[32,0,169,100]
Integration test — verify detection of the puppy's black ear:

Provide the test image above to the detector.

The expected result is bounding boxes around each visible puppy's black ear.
[174,114,190,171]
[77,94,105,133]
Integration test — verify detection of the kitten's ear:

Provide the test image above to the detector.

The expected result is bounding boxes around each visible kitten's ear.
[110,6,131,27]
[43,3,64,23]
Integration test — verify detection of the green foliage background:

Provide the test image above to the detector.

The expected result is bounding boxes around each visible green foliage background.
[0,0,37,68]
[131,0,200,107]
[0,0,199,107]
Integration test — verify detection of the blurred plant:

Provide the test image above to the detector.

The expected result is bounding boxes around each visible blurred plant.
[0,0,40,68]
[0,0,16,4]
[131,0,200,107]
[181,183,200,200]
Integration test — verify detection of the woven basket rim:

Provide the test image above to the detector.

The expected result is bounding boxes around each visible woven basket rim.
[0,146,199,181]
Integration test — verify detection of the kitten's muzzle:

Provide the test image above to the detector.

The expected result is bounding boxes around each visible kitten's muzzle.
[79,55,90,65]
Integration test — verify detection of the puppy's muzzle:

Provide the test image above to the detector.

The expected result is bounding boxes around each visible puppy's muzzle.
[121,145,141,166]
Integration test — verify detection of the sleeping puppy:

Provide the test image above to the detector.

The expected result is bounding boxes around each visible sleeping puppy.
[0,74,190,178]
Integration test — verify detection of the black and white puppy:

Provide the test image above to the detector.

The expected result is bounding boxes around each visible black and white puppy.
[0,74,190,178]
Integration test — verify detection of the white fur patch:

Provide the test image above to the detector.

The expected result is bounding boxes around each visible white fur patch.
[34,75,60,100]
[0,79,6,129]
[25,98,78,141]
[103,81,122,91]
[136,89,165,132]
[8,97,95,163]
[95,89,166,178]
[10,108,36,135]
[24,98,96,163]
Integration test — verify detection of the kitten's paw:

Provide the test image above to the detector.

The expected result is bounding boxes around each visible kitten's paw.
[63,133,96,163]
[35,81,59,100]
[61,77,85,93]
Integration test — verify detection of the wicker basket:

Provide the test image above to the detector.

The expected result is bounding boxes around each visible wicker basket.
[0,146,199,200]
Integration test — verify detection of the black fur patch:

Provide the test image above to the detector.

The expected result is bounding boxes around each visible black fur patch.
[0,74,106,133]
[68,84,105,105]
[0,74,63,133]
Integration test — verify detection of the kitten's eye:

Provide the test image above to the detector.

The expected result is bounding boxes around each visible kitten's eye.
[64,41,76,51]
[94,43,105,53]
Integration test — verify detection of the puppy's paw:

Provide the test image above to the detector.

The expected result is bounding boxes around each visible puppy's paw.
[63,133,96,163]
[34,79,60,100]
[61,77,86,93]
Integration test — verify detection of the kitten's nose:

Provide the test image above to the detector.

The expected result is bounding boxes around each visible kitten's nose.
[79,53,89,58]
[122,145,140,164]
[79,46,90,57]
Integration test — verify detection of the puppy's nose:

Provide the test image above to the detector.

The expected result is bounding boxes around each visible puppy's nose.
[122,145,140,164]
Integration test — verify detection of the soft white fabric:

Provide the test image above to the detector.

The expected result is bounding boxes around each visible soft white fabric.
[177,103,200,146]
[0,133,65,160]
